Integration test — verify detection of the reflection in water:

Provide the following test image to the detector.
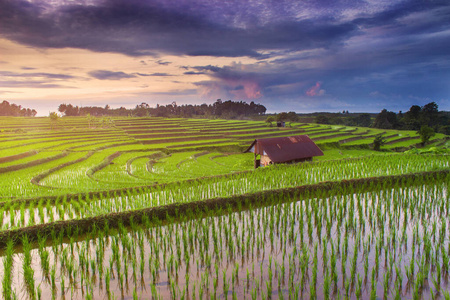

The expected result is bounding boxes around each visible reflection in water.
[0,180,448,299]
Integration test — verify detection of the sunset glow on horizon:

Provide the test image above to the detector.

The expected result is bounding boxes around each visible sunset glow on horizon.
[0,0,449,115]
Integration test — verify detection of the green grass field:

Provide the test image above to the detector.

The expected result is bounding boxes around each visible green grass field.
[0,116,447,198]
[0,116,448,299]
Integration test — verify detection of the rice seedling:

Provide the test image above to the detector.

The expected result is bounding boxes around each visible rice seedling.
[2,239,14,300]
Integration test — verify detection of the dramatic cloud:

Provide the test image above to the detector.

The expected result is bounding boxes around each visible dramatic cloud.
[88,70,136,80]
[0,81,73,89]
[89,70,173,79]
[0,71,76,80]
[230,81,262,99]
[0,0,357,57]
[195,79,262,100]
[183,71,205,75]
[0,71,78,89]
[136,73,172,77]
[187,63,265,100]
[155,60,171,66]
[0,0,449,113]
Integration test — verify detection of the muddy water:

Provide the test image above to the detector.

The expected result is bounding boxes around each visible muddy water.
[0,181,449,299]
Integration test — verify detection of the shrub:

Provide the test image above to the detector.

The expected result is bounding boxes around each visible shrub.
[373,135,386,151]
[418,125,435,145]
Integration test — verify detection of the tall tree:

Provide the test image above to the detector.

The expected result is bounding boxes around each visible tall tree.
[265,116,275,127]
[421,102,439,127]
[286,111,298,126]
[0,101,37,116]
[49,112,59,130]
[373,109,399,129]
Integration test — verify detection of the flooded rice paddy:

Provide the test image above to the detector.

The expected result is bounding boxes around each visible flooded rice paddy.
[0,178,449,299]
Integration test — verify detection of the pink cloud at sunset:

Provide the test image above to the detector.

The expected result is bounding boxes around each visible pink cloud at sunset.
[306,82,325,97]
[196,79,262,101]
[229,80,262,99]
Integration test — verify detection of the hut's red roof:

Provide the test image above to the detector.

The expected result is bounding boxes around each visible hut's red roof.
[244,135,323,163]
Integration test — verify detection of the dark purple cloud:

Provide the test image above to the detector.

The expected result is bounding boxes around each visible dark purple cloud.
[145,89,198,96]
[0,70,78,89]
[88,70,173,80]
[88,70,136,80]
[0,71,76,80]
[0,81,74,89]
[155,60,171,66]
[191,66,223,73]
[0,0,357,57]
[0,0,448,60]
[183,71,205,75]
[136,72,172,77]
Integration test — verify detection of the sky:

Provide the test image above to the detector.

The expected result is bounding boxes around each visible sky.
[0,0,449,116]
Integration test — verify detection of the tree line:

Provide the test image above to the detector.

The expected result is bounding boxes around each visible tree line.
[315,102,449,135]
[265,112,299,126]
[57,99,266,118]
[0,101,37,117]
[372,102,447,132]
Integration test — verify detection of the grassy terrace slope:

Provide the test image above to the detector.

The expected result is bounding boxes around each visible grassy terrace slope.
[0,116,448,199]
[0,116,449,300]
[0,154,447,230]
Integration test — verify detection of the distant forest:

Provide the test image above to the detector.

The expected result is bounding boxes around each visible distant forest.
[0,101,37,117]
[57,99,267,118]
[315,102,449,134]
[1,99,448,134]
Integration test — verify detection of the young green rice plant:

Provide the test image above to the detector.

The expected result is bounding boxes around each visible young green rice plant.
[6,152,449,224]
[309,243,319,299]
[344,278,351,299]
[50,265,56,297]
[37,233,50,279]
[2,239,15,300]
[0,172,448,299]
[354,274,363,299]
[341,249,347,283]
[323,268,330,300]
[21,235,36,299]
[383,270,391,299]
[374,241,380,277]
[27,203,35,226]
[442,245,449,274]
[350,237,359,283]
[19,202,26,227]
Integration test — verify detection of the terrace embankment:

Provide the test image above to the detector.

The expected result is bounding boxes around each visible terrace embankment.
[0,150,37,164]
[0,152,68,174]
[30,151,94,187]
[0,169,447,248]
[126,151,167,177]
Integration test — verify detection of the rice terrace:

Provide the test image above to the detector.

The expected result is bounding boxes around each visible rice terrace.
[0,106,448,300]
[2,0,450,298]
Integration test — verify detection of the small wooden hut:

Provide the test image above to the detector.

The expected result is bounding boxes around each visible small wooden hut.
[244,135,324,168]
[276,121,285,127]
